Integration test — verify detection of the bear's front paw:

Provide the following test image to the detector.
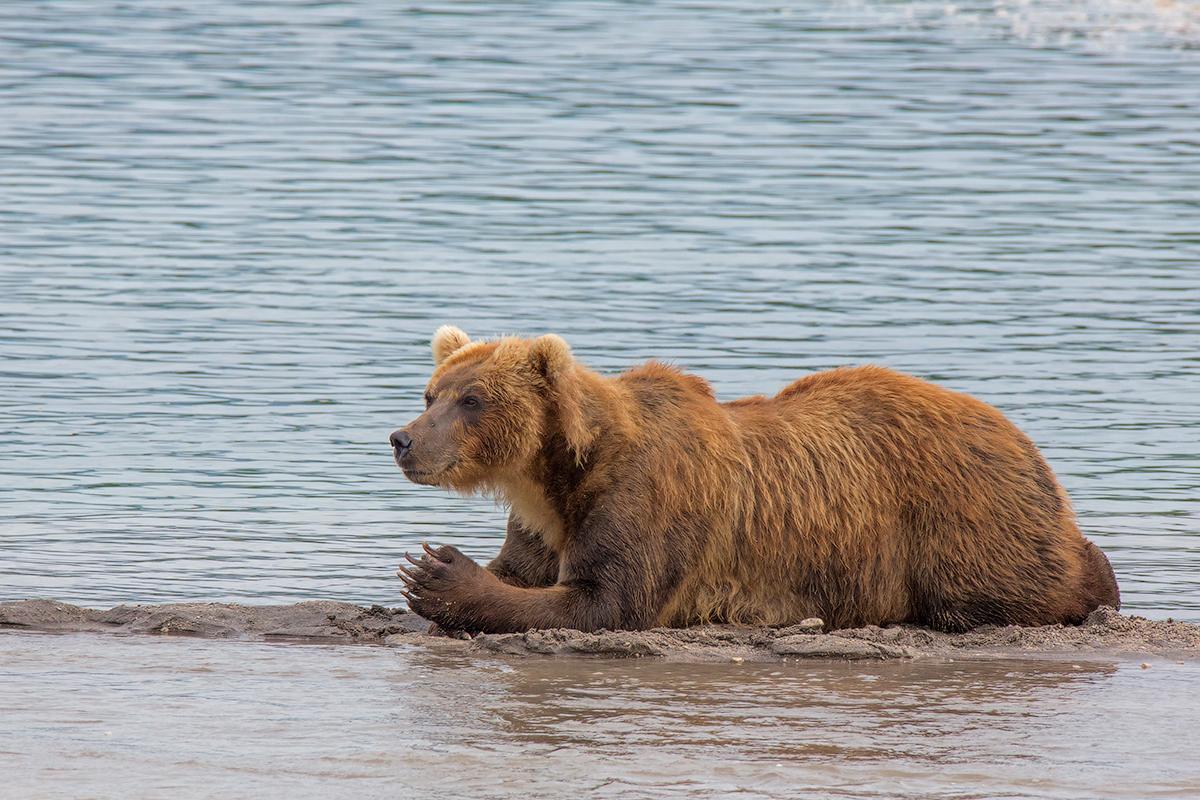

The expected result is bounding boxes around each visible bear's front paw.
[396,543,488,630]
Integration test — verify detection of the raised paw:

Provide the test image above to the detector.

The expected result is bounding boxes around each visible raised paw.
[396,542,487,629]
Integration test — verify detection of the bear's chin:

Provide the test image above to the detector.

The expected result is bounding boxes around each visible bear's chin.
[400,462,458,487]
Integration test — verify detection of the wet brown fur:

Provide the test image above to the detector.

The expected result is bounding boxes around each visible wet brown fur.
[394,327,1120,634]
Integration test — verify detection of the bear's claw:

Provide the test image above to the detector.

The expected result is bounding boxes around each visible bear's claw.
[397,542,486,629]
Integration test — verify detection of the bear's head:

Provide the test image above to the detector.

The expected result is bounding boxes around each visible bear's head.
[390,326,596,491]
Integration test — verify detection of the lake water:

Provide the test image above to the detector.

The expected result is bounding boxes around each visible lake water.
[2,1,1199,796]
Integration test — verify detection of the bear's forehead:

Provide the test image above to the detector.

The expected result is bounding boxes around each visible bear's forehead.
[428,364,478,396]
[427,357,506,396]
[429,358,538,401]
[430,339,498,380]
[427,336,551,402]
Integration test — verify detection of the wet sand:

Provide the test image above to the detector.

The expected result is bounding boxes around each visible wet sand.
[4,599,1198,662]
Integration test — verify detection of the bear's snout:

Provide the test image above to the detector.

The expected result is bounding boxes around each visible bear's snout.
[390,429,413,456]
[390,425,453,484]
[390,429,415,472]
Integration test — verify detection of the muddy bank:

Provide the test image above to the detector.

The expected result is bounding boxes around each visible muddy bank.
[467,607,1200,662]
[0,599,427,642]
[3,600,1199,662]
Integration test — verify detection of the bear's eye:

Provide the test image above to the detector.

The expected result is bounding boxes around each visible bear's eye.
[461,395,480,409]
[424,392,434,408]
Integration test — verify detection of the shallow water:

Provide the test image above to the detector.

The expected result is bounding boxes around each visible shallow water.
[2,631,1198,800]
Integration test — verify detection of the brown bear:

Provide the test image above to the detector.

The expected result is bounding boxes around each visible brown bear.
[391,326,1119,634]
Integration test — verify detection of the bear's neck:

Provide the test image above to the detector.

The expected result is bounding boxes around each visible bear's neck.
[498,433,591,555]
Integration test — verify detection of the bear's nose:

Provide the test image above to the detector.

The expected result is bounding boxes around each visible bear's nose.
[390,429,413,454]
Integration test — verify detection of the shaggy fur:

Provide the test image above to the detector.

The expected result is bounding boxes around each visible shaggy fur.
[392,328,1120,634]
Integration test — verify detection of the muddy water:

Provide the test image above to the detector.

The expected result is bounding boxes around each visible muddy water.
[1,631,1197,799]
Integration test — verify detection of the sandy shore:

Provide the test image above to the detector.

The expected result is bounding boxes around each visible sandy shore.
[3,599,1199,662]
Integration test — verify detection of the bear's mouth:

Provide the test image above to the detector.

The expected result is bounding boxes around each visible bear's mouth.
[399,459,458,486]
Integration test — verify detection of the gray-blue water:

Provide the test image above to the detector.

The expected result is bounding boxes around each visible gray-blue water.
[3,2,1200,798]
[3,0,1197,619]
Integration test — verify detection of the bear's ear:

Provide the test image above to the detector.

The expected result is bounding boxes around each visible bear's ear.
[528,334,572,378]
[432,325,471,365]
[529,334,595,462]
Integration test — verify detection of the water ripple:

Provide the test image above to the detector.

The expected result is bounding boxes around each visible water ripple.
[1,0,1197,619]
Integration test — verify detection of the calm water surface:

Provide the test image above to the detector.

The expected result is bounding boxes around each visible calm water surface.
[3,632,1200,800]
[1,1,1199,796]
[2,0,1197,618]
